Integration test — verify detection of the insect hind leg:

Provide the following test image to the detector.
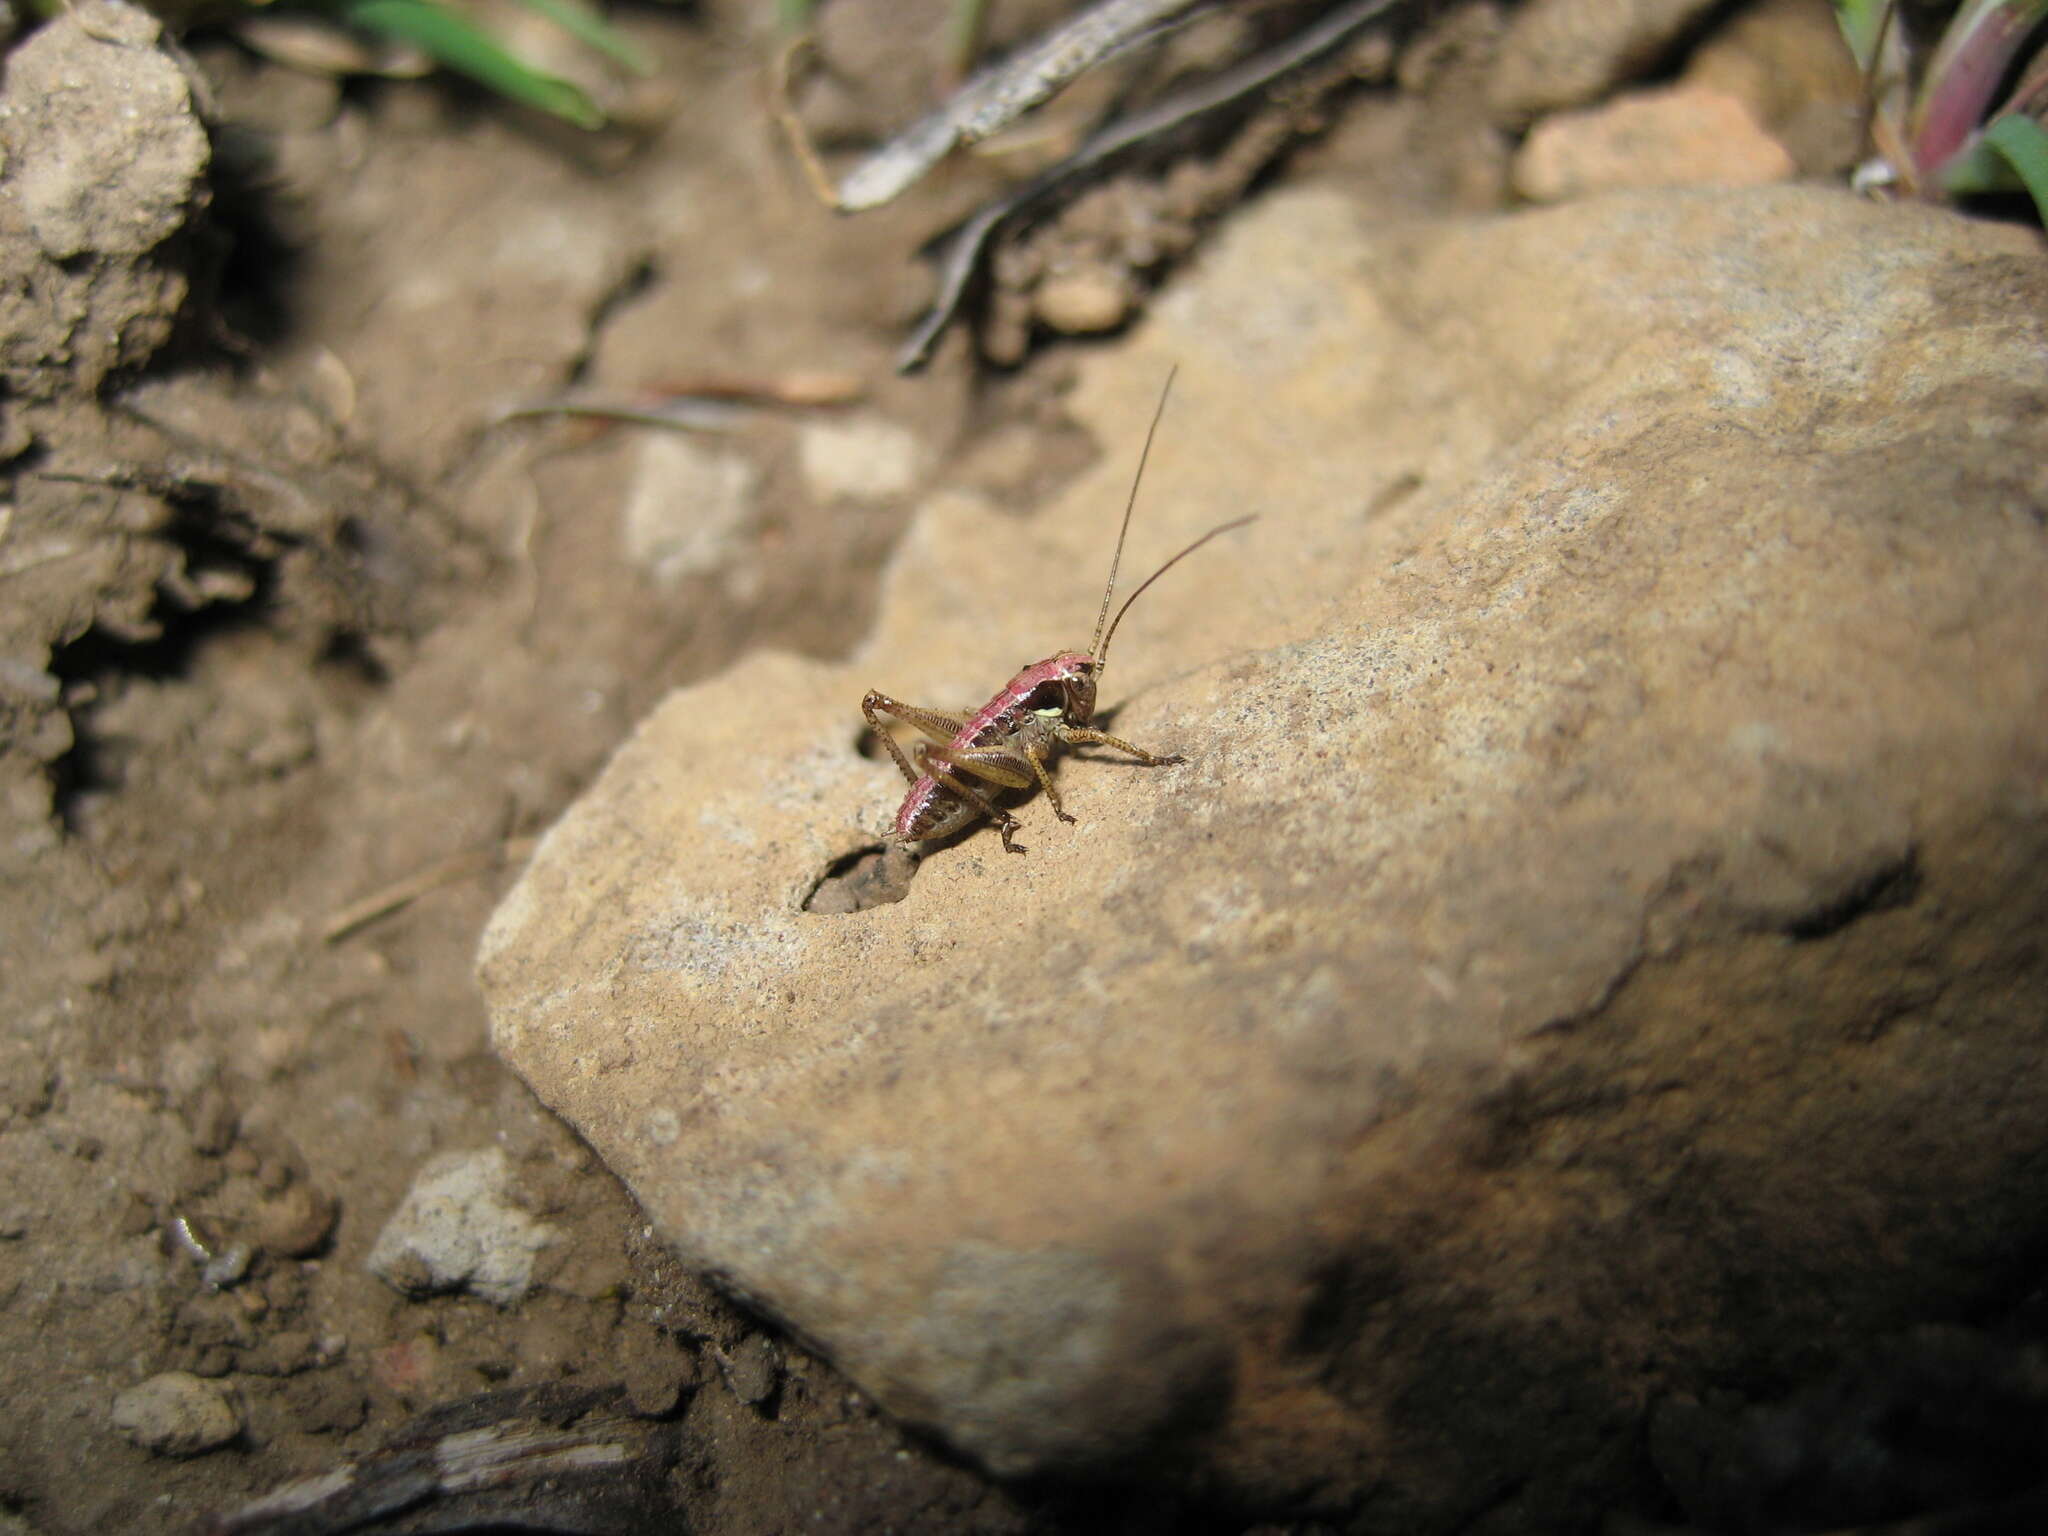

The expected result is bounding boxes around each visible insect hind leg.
[862,690,971,788]
[916,743,1033,854]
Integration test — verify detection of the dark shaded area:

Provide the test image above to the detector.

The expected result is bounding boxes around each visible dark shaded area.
[1782,849,1922,940]
[1650,1325,2048,1534]
[205,125,309,353]
[43,485,279,829]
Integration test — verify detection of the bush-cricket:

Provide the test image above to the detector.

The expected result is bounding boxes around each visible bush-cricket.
[862,375,1253,854]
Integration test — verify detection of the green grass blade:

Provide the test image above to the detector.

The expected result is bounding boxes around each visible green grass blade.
[342,0,606,127]
[1982,112,2048,216]
[1831,0,1893,70]
[510,0,652,75]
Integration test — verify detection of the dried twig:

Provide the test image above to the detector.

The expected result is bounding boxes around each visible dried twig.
[199,1383,684,1536]
[896,0,1402,372]
[494,398,746,433]
[773,31,843,208]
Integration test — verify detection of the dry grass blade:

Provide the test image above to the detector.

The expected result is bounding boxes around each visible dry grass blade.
[780,0,1211,212]
[322,836,538,943]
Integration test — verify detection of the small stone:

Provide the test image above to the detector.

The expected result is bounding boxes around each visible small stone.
[113,1192,156,1238]
[254,1155,295,1196]
[797,415,924,504]
[1513,85,1795,202]
[254,1182,338,1258]
[111,1371,241,1456]
[1033,266,1136,335]
[366,1147,557,1307]
[275,1371,369,1437]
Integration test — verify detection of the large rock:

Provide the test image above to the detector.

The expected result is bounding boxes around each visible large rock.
[479,187,2048,1528]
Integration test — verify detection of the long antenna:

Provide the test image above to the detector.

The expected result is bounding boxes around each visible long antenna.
[1089,368,1179,664]
[1096,514,1258,674]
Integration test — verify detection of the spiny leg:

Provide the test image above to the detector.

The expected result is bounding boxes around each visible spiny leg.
[1022,742,1074,824]
[1052,724,1185,768]
[923,743,1034,791]
[915,744,1031,853]
[862,690,969,788]
[876,696,973,745]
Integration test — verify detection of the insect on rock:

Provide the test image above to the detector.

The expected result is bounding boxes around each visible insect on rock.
[862,374,1254,855]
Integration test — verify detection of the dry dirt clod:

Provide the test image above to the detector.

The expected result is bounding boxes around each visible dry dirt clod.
[111,1371,242,1457]
[0,0,209,396]
[614,1316,699,1418]
[716,1335,781,1409]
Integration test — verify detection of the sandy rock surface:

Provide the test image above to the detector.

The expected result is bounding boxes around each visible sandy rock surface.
[481,186,2048,1525]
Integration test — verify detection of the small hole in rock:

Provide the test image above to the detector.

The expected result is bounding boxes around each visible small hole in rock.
[803,842,918,915]
[319,629,391,687]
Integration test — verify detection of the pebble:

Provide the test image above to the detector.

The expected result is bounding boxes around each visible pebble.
[365,1147,557,1307]
[110,1371,241,1456]
[1033,266,1135,335]
[254,1181,338,1258]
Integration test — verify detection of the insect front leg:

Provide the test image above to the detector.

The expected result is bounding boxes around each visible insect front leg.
[1052,723,1186,769]
[1019,741,1076,825]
